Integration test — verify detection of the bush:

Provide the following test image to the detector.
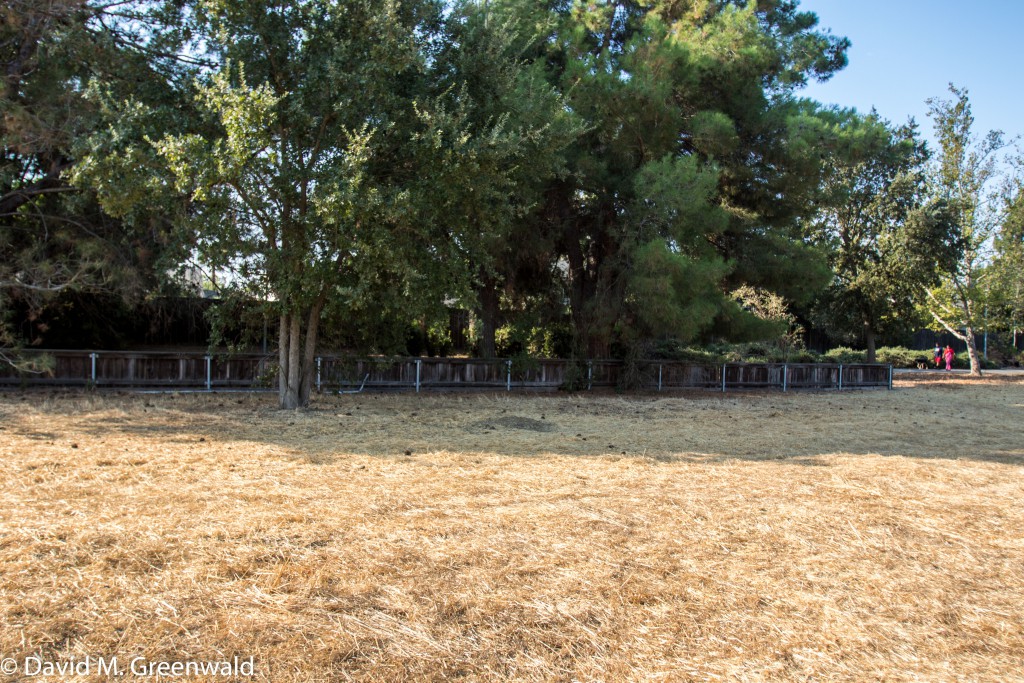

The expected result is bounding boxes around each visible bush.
[952,351,1000,370]
[783,349,820,364]
[821,347,865,364]
[649,341,727,364]
[876,347,926,368]
[558,360,590,392]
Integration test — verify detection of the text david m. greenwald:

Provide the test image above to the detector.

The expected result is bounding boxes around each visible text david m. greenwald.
[22,655,256,677]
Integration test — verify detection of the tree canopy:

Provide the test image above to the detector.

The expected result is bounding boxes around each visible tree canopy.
[7,0,1023,403]
[0,0,197,364]
[924,84,1008,376]
[806,112,959,362]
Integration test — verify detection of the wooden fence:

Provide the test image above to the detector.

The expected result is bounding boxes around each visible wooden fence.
[0,350,892,392]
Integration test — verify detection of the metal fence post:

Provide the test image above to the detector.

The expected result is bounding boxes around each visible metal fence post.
[316,357,322,393]
[782,363,788,392]
[888,364,893,390]
[587,361,593,391]
[658,364,663,391]
[838,364,843,391]
[90,352,97,385]
[205,355,212,391]
[721,363,727,393]
[506,359,512,392]
[415,359,421,393]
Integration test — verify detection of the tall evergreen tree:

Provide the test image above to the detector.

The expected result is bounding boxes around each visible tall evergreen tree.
[0,0,194,364]
[513,0,849,357]
[429,0,581,358]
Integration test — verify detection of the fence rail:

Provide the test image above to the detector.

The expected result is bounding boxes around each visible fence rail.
[0,350,893,392]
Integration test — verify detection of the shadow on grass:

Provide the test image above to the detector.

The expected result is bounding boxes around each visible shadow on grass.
[8,379,1024,468]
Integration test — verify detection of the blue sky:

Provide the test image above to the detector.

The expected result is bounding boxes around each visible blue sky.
[796,1,1023,146]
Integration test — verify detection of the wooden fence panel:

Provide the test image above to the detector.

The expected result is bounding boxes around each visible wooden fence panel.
[213,356,269,386]
[660,363,722,389]
[786,364,840,389]
[423,359,507,387]
[724,363,774,389]
[589,361,621,387]
[322,358,407,388]
[842,364,890,387]
[514,360,571,387]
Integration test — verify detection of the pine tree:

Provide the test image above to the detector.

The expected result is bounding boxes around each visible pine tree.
[0,0,193,365]
[516,0,849,356]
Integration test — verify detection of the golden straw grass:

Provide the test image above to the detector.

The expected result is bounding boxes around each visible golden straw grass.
[1,375,1022,681]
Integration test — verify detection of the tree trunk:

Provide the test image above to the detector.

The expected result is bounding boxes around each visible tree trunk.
[964,325,983,377]
[278,314,288,405]
[477,276,499,359]
[277,300,325,409]
[587,336,610,359]
[926,290,984,377]
[937,323,984,377]
[863,324,877,364]
[298,301,324,405]
[280,313,303,409]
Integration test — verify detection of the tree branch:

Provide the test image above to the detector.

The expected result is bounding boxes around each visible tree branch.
[926,289,968,341]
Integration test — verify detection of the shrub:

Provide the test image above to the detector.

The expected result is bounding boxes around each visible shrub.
[952,351,1000,370]
[821,347,865,364]
[783,349,820,364]
[651,342,727,364]
[876,347,925,368]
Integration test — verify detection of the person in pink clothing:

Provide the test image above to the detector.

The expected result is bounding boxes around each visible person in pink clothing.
[943,345,955,371]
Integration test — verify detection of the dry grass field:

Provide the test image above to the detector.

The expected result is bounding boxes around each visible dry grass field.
[1,375,1023,682]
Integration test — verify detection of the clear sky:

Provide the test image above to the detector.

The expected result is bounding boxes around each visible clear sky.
[795,0,1023,146]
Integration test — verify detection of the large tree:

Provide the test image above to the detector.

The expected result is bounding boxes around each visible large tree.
[924,84,1007,376]
[151,0,441,408]
[0,0,194,364]
[511,0,848,357]
[807,113,959,361]
[427,0,581,358]
[120,0,572,408]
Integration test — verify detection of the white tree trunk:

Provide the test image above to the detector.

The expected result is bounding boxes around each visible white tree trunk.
[963,325,983,377]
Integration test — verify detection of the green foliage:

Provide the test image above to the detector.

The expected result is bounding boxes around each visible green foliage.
[557,359,590,392]
[815,345,1000,369]
[875,347,927,368]
[821,346,865,364]
[728,285,805,360]
[806,111,960,361]
[17,0,989,383]
[923,84,1008,375]
[651,342,727,364]
[1,0,194,362]
[430,1,583,358]
[625,240,731,342]
[990,186,1024,335]
[518,0,849,356]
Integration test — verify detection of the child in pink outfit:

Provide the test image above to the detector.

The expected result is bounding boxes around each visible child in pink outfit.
[943,345,955,371]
